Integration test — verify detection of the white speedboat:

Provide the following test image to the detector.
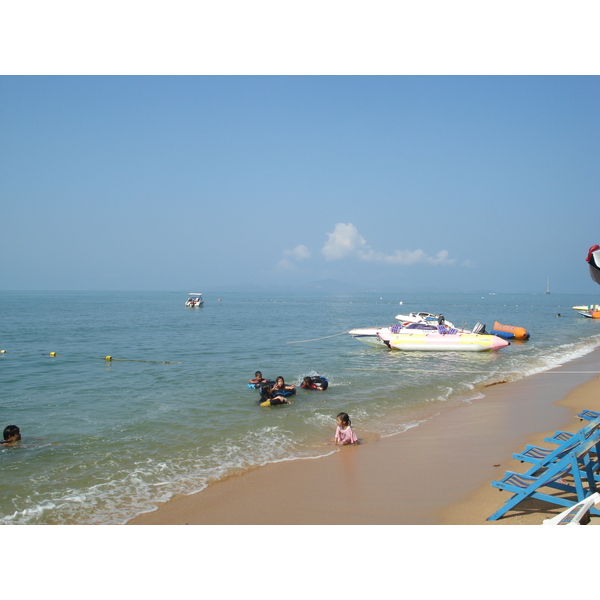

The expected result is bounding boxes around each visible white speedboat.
[349,320,477,348]
[572,304,600,317]
[395,311,457,329]
[577,309,600,319]
[185,293,204,307]
[351,325,444,349]
[348,326,394,348]
[377,327,509,352]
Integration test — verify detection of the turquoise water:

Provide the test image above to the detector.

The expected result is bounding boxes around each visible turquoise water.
[2,290,600,524]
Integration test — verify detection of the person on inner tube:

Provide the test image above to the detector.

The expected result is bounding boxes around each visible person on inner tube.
[249,370,269,384]
[264,376,295,405]
[301,376,328,390]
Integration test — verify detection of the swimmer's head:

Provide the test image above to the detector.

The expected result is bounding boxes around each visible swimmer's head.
[3,425,21,442]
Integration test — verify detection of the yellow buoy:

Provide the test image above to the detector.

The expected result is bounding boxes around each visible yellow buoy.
[50,352,57,357]
[0,350,6,354]
[105,356,112,361]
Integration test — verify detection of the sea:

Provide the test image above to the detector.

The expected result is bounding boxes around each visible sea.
[2,289,600,525]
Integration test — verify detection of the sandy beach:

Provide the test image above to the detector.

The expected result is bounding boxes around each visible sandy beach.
[128,348,600,526]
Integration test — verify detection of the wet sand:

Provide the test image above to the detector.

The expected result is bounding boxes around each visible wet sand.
[128,348,600,525]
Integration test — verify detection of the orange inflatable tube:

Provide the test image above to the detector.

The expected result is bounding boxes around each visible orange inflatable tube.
[491,321,530,340]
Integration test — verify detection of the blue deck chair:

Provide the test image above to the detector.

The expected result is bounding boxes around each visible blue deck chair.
[487,424,600,521]
[538,412,600,445]
[545,430,574,444]
[542,418,600,476]
[577,409,600,422]
[542,492,600,525]
[544,429,600,462]
[513,415,600,469]
[488,451,599,521]
[513,438,580,465]
[548,413,600,441]
[513,444,600,488]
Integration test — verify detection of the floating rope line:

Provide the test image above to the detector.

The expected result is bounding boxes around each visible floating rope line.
[286,331,349,344]
[93,356,181,364]
[2,351,181,364]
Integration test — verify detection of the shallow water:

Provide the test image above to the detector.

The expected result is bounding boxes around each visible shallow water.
[2,290,600,524]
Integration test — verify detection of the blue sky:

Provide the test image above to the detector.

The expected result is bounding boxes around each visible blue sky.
[1,76,599,293]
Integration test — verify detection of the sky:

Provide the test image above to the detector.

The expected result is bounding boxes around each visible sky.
[1,1,599,295]
[2,75,598,293]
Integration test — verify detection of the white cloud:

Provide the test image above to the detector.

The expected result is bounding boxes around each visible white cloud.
[322,223,457,266]
[284,245,311,261]
[377,249,456,266]
[275,259,296,271]
[276,245,311,272]
[322,223,368,260]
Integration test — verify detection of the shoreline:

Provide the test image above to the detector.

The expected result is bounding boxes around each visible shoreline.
[128,347,600,525]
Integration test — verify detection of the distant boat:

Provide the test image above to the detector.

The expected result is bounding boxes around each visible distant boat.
[545,278,550,294]
[185,293,204,307]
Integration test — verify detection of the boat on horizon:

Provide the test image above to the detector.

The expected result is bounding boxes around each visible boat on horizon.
[185,293,204,307]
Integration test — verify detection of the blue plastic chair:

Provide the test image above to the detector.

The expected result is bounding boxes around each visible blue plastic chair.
[488,419,600,521]
[513,414,600,469]
[577,409,600,422]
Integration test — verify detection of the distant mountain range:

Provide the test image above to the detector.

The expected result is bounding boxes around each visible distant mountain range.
[208,279,362,292]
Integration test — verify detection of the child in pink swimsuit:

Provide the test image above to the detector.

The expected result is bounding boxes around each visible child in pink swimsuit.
[333,413,358,445]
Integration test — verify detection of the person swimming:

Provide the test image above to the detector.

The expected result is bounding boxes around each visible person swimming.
[271,376,295,394]
[301,375,328,390]
[249,370,275,390]
[249,370,268,384]
[1,425,21,445]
